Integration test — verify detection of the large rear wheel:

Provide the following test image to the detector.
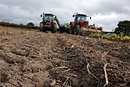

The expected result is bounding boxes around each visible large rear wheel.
[42,27,46,32]
[40,22,44,31]
[39,27,42,31]
[68,26,73,34]
[74,25,80,35]
[52,24,57,33]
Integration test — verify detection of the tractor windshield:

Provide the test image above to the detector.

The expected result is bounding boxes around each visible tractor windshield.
[76,16,86,23]
[45,15,53,22]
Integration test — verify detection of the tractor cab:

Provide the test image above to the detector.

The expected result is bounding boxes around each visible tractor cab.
[74,14,87,23]
[72,14,91,27]
[41,14,55,25]
[44,14,54,22]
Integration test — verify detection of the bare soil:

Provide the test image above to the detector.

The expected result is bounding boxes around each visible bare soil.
[0,28,130,87]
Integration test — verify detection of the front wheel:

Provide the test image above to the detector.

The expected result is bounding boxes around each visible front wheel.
[74,25,80,35]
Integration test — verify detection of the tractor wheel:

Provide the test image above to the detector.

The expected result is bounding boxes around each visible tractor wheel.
[42,28,46,32]
[42,26,46,32]
[60,27,64,33]
[39,27,42,31]
[52,24,57,33]
[74,25,80,35]
[67,28,70,34]
[40,22,44,31]
[68,26,73,34]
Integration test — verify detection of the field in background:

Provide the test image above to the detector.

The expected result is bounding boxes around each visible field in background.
[0,22,39,30]
[0,26,39,31]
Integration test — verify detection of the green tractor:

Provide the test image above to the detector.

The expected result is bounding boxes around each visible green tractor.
[40,13,57,33]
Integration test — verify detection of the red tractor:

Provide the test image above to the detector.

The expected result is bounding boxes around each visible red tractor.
[70,13,102,35]
[40,13,57,33]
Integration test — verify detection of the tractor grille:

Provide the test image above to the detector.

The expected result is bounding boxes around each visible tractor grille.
[46,21,51,24]
[84,22,88,26]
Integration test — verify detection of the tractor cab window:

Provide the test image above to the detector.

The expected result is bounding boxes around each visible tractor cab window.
[76,16,86,23]
[45,15,53,22]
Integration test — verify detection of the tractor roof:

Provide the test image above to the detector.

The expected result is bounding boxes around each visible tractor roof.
[77,14,87,17]
[45,14,54,16]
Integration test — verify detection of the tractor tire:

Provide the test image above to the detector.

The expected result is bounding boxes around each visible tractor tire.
[60,27,64,33]
[67,28,70,34]
[52,24,57,33]
[42,28,46,32]
[68,26,73,34]
[74,25,80,35]
[40,22,44,32]
[39,27,42,31]
[42,26,46,32]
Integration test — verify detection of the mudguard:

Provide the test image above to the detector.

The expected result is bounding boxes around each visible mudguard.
[53,21,56,24]
[70,22,75,27]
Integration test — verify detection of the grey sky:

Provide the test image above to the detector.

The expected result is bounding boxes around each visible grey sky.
[0,0,130,31]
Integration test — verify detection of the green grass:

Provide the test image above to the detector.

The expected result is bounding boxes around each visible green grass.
[89,32,130,41]
[0,26,39,31]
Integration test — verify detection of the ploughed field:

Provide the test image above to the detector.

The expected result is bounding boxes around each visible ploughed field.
[0,28,130,87]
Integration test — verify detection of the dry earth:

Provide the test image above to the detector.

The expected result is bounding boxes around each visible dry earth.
[0,28,130,87]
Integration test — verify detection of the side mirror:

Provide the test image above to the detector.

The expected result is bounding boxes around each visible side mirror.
[73,15,74,17]
[55,16,57,18]
[40,15,42,17]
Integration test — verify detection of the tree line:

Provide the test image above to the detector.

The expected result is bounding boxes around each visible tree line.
[114,20,130,36]
[0,22,39,29]
[0,21,130,35]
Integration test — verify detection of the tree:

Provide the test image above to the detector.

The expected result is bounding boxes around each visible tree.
[114,20,130,35]
[27,22,34,27]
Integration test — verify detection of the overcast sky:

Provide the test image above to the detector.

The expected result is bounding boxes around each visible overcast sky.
[0,0,130,31]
